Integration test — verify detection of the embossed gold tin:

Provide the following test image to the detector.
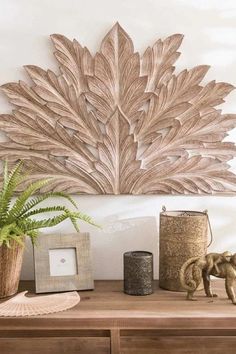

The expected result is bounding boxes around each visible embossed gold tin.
[159,207,209,291]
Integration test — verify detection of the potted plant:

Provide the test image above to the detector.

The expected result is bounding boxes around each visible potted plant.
[0,161,97,298]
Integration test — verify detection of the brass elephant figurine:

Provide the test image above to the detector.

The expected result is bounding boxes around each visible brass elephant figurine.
[180,252,236,305]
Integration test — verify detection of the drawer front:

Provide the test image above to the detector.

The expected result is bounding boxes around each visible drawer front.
[121,336,236,354]
[0,337,110,354]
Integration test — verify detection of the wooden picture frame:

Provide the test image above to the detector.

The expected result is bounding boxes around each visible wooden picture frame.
[33,233,94,293]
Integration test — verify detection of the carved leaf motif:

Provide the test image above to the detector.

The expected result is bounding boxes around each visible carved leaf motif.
[85,23,150,123]
[141,33,184,92]
[0,23,236,195]
[135,65,212,143]
[131,156,236,194]
[94,109,141,194]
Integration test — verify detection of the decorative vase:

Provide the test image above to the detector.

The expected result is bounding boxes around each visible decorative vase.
[159,207,211,291]
[124,251,153,295]
[0,240,25,298]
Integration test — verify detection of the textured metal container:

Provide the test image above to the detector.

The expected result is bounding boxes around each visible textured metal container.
[124,251,153,296]
[159,208,209,291]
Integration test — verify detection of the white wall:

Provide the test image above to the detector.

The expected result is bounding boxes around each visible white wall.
[0,0,236,280]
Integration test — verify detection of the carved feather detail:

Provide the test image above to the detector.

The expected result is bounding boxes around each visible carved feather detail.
[0,23,236,194]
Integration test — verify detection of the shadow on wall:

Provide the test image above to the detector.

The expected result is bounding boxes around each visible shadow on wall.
[20,203,236,281]
[91,216,159,280]
[206,204,236,253]
[21,216,159,280]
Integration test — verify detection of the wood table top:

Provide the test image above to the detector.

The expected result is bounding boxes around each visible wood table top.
[1,280,236,330]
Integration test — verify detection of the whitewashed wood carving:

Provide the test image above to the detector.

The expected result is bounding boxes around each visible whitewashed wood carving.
[0,23,236,194]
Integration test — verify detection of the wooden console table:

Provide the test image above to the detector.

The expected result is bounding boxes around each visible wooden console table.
[1,280,236,354]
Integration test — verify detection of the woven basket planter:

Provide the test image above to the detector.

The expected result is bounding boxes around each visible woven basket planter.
[159,208,210,291]
[0,240,25,298]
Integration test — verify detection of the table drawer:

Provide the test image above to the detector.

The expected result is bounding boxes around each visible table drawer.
[120,336,236,354]
[0,337,110,354]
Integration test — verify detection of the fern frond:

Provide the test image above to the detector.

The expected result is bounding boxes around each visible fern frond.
[64,211,100,232]
[18,213,71,231]
[6,178,52,223]
[0,161,24,225]
[0,162,99,247]
[17,210,99,234]
[27,230,39,245]
[73,211,101,228]
[68,213,80,233]
[0,222,25,247]
[18,191,78,217]
[20,205,70,219]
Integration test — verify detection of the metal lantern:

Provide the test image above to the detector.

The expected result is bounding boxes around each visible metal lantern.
[159,207,211,291]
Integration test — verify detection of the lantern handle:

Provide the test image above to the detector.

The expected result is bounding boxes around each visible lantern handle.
[203,210,213,248]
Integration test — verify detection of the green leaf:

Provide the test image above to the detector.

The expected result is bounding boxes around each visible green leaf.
[19,191,78,217]
[0,222,24,247]
[18,213,71,231]
[0,161,24,225]
[6,178,52,223]
[26,230,38,245]
[73,211,101,228]
[0,161,99,247]
[20,205,70,219]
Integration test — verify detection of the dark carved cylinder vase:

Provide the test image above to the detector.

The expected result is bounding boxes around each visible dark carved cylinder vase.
[159,208,208,292]
[124,251,153,296]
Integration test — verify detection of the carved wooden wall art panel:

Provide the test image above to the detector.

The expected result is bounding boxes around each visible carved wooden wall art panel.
[0,23,236,194]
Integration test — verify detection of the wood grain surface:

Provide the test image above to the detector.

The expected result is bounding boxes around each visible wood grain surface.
[1,23,236,195]
[1,280,236,354]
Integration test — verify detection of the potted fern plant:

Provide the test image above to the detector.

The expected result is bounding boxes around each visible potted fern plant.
[0,161,97,298]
